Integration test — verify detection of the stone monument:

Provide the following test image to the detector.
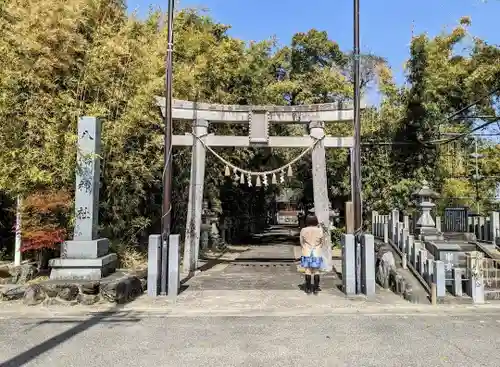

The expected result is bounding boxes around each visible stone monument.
[412,180,444,241]
[49,117,117,280]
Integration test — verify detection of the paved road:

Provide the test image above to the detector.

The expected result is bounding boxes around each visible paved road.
[1,312,500,366]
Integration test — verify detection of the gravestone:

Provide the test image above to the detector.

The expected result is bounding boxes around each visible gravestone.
[49,117,117,280]
[443,207,469,233]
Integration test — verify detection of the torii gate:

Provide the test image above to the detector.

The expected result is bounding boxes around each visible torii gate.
[156,97,360,273]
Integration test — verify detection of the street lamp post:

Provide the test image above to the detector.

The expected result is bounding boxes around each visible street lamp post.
[160,0,175,296]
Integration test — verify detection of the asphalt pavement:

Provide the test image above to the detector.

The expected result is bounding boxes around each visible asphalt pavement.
[1,311,500,367]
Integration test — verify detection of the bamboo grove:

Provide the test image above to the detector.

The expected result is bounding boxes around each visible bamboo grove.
[0,1,499,258]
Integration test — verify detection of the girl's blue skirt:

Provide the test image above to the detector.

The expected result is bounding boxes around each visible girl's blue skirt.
[300,255,323,269]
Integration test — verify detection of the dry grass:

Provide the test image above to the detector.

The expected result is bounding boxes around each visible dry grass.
[118,246,148,270]
[332,248,342,257]
[27,275,49,284]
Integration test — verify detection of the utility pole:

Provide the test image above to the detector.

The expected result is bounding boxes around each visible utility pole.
[471,139,483,214]
[161,0,175,296]
[352,0,363,234]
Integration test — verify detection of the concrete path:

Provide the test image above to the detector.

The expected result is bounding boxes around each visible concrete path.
[184,226,402,304]
[185,225,343,293]
[2,311,500,366]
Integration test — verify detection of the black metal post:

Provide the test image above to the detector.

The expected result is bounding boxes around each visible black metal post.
[352,0,363,295]
[160,0,175,296]
[352,0,362,234]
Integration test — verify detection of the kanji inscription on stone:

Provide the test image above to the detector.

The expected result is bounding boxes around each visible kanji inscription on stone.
[76,206,91,220]
[80,130,94,140]
[74,117,103,241]
[77,156,93,194]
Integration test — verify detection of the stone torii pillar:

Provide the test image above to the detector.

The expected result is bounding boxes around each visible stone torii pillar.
[183,119,208,273]
[309,121,332,271]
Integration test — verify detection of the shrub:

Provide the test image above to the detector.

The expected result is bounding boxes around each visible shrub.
[110,242,148,270]
[21,190,72,269]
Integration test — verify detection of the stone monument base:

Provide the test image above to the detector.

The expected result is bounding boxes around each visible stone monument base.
[49,253,117,281]
[416,227,444,241]
[63,238,110,259]
[444,232,476,242]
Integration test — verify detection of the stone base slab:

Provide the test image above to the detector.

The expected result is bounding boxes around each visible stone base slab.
[1,269,146,306]
[62,238,109,259]
[49,254,117,281]
[416,227,444,241]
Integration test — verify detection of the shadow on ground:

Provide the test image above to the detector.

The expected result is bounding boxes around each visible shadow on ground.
[233,225,300,247]
[0,307,141,367]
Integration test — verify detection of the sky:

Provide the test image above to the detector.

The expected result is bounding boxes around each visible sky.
[126,0,500,104]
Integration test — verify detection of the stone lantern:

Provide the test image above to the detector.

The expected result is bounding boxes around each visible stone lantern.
[200,201,212,250]
[200,200,223,250]
[412,180,443,240]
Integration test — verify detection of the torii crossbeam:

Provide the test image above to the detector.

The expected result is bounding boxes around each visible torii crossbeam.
[156,97,363,273]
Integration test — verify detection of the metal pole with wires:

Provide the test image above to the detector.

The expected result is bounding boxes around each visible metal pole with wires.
[471,138,483,215]
[352,0,363,294]
[352,0,362,233]
[160,0,175,296]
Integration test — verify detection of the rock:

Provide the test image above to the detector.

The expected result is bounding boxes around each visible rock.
[140,278,147,290]
[23,284,46,306]
[80,281,100,295]
[57,285,79,301]
[1,286,26,301]
[40,283,59,298]
[0,267,12,284]
[0,267,10,279]
[403,285,416,303]
[388,269,413,299]
[9,264,38,284]
[395,274,405,294]
[388,268,400,293]
[376,249,396,289]
[77,293,100,305]
[0,277,13,285]
[128,268,147,279]
[101,276,143,304]
[39,282,80,300]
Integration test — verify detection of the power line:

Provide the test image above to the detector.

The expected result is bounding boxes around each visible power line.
[361,86,500,147]
[441,132,500,137]
[362,117,500,147]
[428,117,500,145]
[445,86,500,121]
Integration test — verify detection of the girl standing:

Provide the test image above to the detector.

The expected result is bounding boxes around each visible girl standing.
[299,214,324,294]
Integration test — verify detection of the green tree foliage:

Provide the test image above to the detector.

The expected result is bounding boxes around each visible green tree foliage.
[1,0,499,255]
[375,18,500,214]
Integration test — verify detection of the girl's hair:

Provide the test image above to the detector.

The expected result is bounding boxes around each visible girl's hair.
[305,214,319,227]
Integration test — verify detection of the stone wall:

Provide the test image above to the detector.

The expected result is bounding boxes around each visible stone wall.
[375,243,420,303]
[0,266,146,306]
